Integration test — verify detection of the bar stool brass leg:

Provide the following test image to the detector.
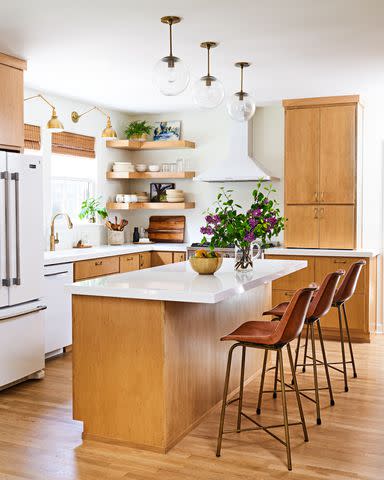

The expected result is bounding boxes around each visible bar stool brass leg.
[236,346,246,432]
[216,343,238,457]
[317,321,335,406]
[273,351,279,399]
[291,331,302,385]
[256,350,268,415]
[310,323,321,425]
[287,343,309,442]
[278,348,292,471]
[337,304,349,392]
[342,303,357,379]
[302,323,309,373]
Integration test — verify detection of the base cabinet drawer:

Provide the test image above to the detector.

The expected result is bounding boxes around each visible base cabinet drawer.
[173,252,186,263]
[120,254,140,273]
[315,257,365,294]
[139,252,151,269]
[74,256,120,281]
[151,251,174,267]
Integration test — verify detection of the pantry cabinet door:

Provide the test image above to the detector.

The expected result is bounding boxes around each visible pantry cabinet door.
[284,206,319,248]
[0,64,24,150]
[319,105,356,204]
[319,205,355,249]
[285,108,320,204]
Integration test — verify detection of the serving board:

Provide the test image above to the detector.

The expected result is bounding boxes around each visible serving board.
[148,216,185,243]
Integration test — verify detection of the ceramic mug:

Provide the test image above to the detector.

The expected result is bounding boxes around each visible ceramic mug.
[116,194,125,203]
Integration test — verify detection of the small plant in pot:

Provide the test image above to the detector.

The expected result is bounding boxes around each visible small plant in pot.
[79,197,108,223]
[124,120,153,141]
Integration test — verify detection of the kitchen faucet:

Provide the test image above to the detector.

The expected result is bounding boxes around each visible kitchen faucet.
[50,213,73,251]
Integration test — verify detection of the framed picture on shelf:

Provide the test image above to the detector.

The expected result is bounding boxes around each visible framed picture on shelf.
[153,121,181,141]
[150,183,175,202]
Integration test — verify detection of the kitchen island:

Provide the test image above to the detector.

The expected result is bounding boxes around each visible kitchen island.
[68,258,306,452]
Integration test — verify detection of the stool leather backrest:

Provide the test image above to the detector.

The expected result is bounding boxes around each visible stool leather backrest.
[307,270,345,320]
[333,260,366,304]
[273,287,317,345]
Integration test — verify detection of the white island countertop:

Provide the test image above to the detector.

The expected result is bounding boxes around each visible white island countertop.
[266,247,380,258]
[67,258,307,304]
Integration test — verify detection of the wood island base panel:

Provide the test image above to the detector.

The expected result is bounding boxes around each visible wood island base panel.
[72,286,270,452]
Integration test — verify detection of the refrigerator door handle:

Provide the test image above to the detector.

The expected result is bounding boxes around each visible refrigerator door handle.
[0,304,47,321]
[11,172,21,286]
[1,171,11,287]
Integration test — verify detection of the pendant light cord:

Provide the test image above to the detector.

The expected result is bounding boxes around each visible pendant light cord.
[207,45,211,76]
[169,20,173,57]
[240,65,244,94]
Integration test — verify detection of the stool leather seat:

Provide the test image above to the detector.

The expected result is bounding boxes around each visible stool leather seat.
[263,302,289,317]
[221,320,280,344]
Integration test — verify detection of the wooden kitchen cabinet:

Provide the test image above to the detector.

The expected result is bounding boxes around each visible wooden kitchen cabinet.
[319,105,356,204]
[285,107,319,204]
[319,205,355,249]
[74,256,120,281]
[284,205,319,248]
[151,251,173,267]
[0,53,26,151]
[173,252,186,263]
[139,252,151,269]
[283,95,360,249]
[120,254,140,273]
[265,253,377,342]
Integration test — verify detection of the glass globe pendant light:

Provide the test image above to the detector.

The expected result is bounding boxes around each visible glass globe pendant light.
[227,62,256,122]
[192,41,224,109]
[153,16,190,96]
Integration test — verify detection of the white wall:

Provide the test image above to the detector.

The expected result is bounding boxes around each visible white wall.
[121,104,284,243]
[24,88,131,249]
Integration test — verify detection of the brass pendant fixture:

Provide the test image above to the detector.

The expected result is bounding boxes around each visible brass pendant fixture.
[24,94,64,132]
[153,16,190,96]
[71,106,117,139]
[227,62,256,122]
[192,41,224,109]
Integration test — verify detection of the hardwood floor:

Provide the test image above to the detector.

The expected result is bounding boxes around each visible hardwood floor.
[0,337,383,479]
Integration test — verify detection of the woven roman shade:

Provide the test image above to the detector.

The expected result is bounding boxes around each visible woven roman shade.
[24,124,41,150]
[51,131,96,158]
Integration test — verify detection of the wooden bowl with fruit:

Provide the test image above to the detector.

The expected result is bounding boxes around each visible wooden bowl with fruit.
[189,249,223,275]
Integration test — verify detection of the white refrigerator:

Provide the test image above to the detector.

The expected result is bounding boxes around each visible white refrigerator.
[0,151,46,388]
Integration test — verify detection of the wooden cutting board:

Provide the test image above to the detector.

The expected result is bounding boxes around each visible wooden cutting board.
[148,216,186,243]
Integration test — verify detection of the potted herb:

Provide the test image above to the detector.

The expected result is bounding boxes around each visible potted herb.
[200,183,285,272]
[79,197,108,224]
[124,120,153,141]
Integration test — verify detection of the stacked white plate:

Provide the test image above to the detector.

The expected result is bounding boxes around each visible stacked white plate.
[112,162,135,173]
[134,191,150,203]
[166,189,185,203]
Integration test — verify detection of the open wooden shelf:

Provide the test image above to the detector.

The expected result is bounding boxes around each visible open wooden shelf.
[106,140,195,151]
[106,171,195,180]
[107,202,195,211]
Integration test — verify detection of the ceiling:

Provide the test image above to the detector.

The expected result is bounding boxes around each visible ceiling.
[2,0,384,113]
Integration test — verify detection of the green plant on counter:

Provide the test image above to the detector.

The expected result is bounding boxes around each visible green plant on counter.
[79,197,108,223]
[124,120,153,139]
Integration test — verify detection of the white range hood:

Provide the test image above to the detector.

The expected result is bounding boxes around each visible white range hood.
[194,118,279,182]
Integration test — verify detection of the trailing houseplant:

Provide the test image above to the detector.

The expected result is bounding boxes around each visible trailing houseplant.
[200,183,285,271]
[79,196,108,223]
[124,120,153,141]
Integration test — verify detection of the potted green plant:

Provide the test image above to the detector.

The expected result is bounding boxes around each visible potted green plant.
[124,120,153,141]
[200,183,285,272]
[79,197,108,223]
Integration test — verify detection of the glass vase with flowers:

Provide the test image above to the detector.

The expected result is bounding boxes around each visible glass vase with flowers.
[200,183,285,272]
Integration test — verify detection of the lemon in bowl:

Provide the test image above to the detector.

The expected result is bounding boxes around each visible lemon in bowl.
[189,249,223,275]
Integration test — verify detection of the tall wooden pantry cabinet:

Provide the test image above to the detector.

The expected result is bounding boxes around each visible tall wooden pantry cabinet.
[283,95,361,249]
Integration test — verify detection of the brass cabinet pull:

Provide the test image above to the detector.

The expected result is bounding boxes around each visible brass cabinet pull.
[314,208,318,219]
[125,257,133,261]
[333,260,347,264]
[320,191,324,202]
[314,191,318,202]
[95,261,103,266]
[284,291,295,296]
[319,207,324,218]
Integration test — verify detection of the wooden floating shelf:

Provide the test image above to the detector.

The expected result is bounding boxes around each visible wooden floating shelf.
[106,140,195,151]
[107,202,195,211]
[106,171,195,180]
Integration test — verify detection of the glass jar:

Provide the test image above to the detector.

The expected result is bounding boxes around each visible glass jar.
[176,158,184,172]
[234,242,261,272]
[161,163,170,172]
[169,163,177,173]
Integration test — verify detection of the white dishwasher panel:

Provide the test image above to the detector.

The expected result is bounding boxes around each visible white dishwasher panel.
[43,263,73,354]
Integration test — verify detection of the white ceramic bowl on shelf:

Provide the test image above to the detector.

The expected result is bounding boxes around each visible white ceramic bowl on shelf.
[148,165,160,172]
[135,164,147,172]
[112,162,135,172]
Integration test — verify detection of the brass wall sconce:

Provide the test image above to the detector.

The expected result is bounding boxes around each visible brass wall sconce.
[24,94,64,132]
[71,106,117,139]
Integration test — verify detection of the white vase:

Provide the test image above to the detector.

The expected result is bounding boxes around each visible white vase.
[108,230,124,245]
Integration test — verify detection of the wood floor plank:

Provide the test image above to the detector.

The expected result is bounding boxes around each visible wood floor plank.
[0,338,383,479]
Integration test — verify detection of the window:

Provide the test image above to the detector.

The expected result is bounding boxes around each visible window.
[51,153,96,223]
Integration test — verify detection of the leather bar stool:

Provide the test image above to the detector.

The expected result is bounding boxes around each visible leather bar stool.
[216,287,316,471]
[259,270,344,425]
[329,260,366,392]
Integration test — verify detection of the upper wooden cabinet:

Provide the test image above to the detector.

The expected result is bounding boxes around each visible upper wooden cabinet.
[283,95,360,249]
[0,53,26,152]
[285,107,319,204]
